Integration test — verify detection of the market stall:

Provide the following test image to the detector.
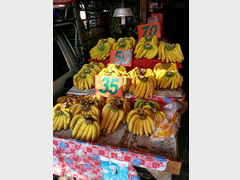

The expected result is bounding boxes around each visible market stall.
[53,1,188,179]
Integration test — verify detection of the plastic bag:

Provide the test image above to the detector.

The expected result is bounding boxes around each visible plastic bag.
[151,101,182,140]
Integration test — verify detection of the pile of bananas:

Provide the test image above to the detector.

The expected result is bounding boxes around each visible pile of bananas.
[101,97,130,134]
[134,36,159,59]
[53,103,71,131]
[73,62,105,90]
[98,64,131,93]
[128,68,156,98]
[134,99,161,111]
[155,69,183,89]
[158,42,184,63]
[70,114,101,142]
[126,108,154,136]
[56,94,82,111]
[153,63,178,73]
[112,37,134,50]
[90,37,116,60]
[70,100,101,119]
[83,94,106,111]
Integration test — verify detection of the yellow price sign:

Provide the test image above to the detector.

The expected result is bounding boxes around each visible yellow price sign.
[95,75,123,97]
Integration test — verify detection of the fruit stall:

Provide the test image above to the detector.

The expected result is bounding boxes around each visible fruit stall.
[53,0,188,179]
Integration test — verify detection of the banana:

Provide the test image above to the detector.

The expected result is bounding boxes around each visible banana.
[146,115,154,131]
[126,109,139,123]
[75,121,88,139]
[72,119,85,138]
[70,114,84,130]
[107,110,119,134]
[57,115,64,131]
[139,81,147,98]
[93,121,101,140]
[102,109,115,133]
[133,119,139,135]
[145,118,153,135]
[53,116,60,132]
[112,110,124,132]
[134,99,145,109]
[138,120,144,136]
[142,120,149,136]
[101,104,111,129]
[85,124,93,142]
[79,124,90,141]
[91,124,97,142]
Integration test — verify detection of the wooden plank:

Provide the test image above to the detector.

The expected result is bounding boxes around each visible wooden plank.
[146,169,172,180]
[139,0,147,24]
[146,160,182,177]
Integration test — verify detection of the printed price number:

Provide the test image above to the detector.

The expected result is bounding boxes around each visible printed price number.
[137,22,161,40]
[95,75,123,97]
[110,49,132,67]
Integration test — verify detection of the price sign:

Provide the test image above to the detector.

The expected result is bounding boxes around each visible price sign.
[110,49,132,67]
[137,22,161,40]
[95,75,123,97]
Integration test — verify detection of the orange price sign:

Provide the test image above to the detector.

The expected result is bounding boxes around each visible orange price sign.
[95,75,123,97]
[137,22,161,40]
[110,49,132,67]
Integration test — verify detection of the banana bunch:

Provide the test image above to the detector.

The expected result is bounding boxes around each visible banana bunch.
[73,72,94,90]
[105,97,130,124]
[134,99,161,111]
[128,68,156,98]
[71,101,101,119]
[98,68,119,76]
[97,37,116,48]
[101,97,130,134]
[138,35,159,46]
[129,75,156,98]
[153,63,178,74]
[84,62,105,71]
[122,73,131,93]
[134,42,158,59]
[90,42,111,60]
[126,108,154,136]
[112,37,133,50]
[82,94,106,111]
[106,63,127,76]
[123,37,136,48]
[53,104,71,131]
[155,70,183,89]
[158,42,184,63]
[56,94,82,109]
[128,67,155,78]
[57,94,81,104]
[70,114,101,142]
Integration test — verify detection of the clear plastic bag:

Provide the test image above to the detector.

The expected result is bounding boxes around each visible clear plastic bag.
[151,101,182,141]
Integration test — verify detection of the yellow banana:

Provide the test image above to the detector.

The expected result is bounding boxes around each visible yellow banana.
[107,110,119,134]
[72,119,85,138]
[85,124,93,142]
[75,121,88,139]
[79,124,90,141]
[112,110,124,132]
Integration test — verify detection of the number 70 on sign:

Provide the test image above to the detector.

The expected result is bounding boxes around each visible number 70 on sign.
[137,22,161,40]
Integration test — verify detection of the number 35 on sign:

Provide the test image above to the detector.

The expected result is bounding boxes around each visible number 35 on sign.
[95,75,123,97]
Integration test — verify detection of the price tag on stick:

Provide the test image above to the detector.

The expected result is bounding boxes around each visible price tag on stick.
[137,22,161,40]
[110,49,132,67]
[95,75,123,97]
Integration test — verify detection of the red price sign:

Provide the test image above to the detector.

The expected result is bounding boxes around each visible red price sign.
[110,49,132,67]
[95,75,123,97]
[137,22,161,40]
